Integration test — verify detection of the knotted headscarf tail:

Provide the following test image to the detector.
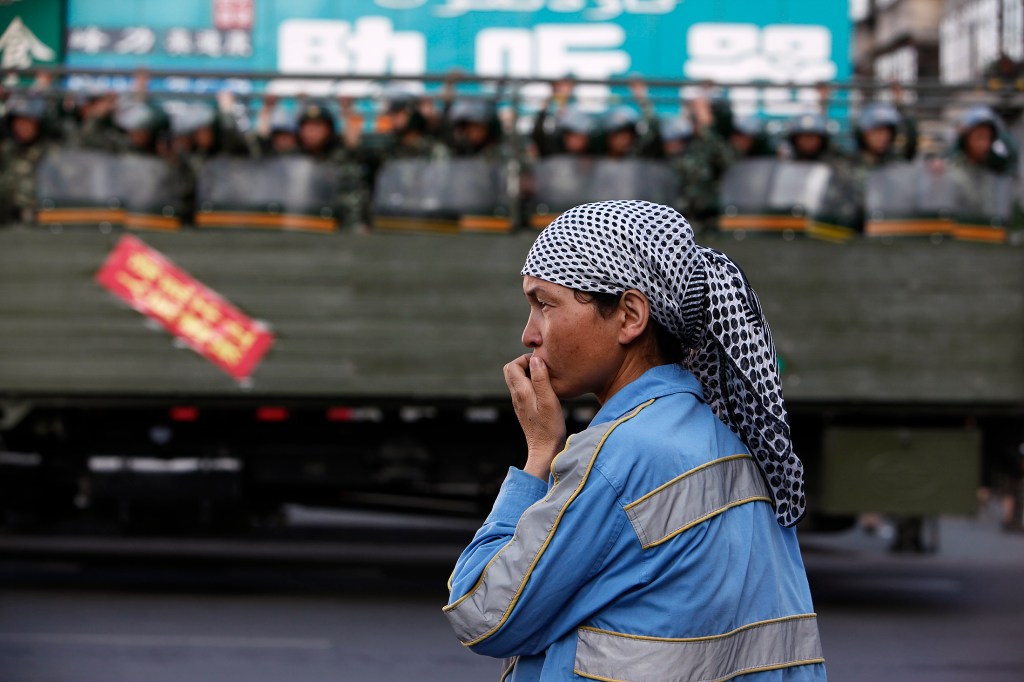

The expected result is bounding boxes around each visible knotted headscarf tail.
[522,200,805,526]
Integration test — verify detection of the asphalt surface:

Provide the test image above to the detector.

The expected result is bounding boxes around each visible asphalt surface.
[1,510,1023,682]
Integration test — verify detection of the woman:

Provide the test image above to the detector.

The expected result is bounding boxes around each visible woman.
[444,200,824,681]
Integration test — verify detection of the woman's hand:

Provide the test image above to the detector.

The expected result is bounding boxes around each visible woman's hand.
[504,354,567,480]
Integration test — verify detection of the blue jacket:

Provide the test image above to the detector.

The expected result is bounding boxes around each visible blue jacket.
[444,364,825,681]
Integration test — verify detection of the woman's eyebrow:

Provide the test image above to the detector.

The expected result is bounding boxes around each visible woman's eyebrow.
[523,285,547,299]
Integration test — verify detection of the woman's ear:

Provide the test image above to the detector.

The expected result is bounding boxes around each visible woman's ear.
[618,289,651,345]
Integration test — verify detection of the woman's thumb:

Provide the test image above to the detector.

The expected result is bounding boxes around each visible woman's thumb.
[530,356,555,400]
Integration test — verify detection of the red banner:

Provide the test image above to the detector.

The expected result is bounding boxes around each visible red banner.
[95,235,274,380]
[213,0,254,30]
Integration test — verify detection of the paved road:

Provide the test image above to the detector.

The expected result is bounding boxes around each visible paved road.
[802,514,1024,681]
[1,513,1022,682]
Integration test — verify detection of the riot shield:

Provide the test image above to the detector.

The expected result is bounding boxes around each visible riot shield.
[806,163,862,242]
[36,150,181,230]
[118,153,184,231]
[528,157,676,229]
[865,161,959,239]
[441,158,510,232]
[588,159,675,205]
[719,160,833,237]
[719,158,776,214]
[530,156,594,216]
[196,157,339,232]
[373,158,434,216]
[768,162,832,215]
[947,165,1016,243]
[36,149,125,227]
[373,158,510,233]
[528,155,596,228]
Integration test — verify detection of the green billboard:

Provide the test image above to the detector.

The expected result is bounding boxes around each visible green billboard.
[64,0,851,117]
[0,0,63,73]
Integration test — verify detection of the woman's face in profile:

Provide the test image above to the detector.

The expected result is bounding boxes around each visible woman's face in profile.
[520,276,622,400]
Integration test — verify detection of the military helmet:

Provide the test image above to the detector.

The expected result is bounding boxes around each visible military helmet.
[857,103,900,132]
[959,105,1002,134]
[297,100,337,132]
[69,82,111,109]
[449,98,497,125]
[732,114,764,137]
[385,91,416,114]
[787,113,830,137]
[6,95,48,121]
[602,105,640,134]
[381,82,420,113]
[555,107,595,136]
[380,87,429,136]
[168,103,217,136]
[269,106,298,135]
[659,116,694,142]
[115,102,169,133]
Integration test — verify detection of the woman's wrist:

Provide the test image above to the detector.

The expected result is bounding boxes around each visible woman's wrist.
[523,450,558,479]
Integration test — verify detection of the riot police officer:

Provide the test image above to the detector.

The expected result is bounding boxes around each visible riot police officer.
[253,98,299,157]
[115,102,171,157]
[295,100,340,160]
[950,105,1017,175]
[598,105,659,159]
[659,115,730,232]
[854,103,916,169]
[784,113,842,163]
[444,98,503,159]
[727,114,776,160]
[68,86,123,152]
[0,95,52,224]
[374,87,442,160]
[295,99,370,230]
[533,105,595,158]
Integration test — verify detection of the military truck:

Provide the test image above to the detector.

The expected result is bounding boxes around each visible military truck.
[1,133,1021,550]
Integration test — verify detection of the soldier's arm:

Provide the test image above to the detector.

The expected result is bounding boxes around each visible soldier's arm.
[630,78,662,158]
[334,154,370,231]
[896,109,918,161]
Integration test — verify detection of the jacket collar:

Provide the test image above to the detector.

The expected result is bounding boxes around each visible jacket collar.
[591,364,704,426]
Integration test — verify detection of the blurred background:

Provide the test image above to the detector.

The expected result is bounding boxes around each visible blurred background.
[1,1,1023,680]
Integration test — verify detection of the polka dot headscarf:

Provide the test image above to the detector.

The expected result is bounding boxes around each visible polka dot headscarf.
[522,200,805,526]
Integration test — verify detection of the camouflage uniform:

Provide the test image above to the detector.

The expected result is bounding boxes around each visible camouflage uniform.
[69,99,127,152]
[0,139,50,225]
[296,101,371,230]
[362,93,447,185]
[330,146,372,230]
[660,117,732,231]
[849,103,917,184]
[172,103,255,222]
[112,102,194,220]
[0,96,52,225]
[784,113,862,233]
[945,105,1021,230]
[59,88,126,151]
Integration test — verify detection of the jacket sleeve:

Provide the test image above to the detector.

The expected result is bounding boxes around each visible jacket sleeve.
[443,434,628,659]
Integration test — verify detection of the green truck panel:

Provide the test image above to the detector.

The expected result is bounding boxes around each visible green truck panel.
[2,229,1022,405]
[821,427,981,516]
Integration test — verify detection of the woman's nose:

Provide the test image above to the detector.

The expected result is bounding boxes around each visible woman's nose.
[522,317,541,349]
